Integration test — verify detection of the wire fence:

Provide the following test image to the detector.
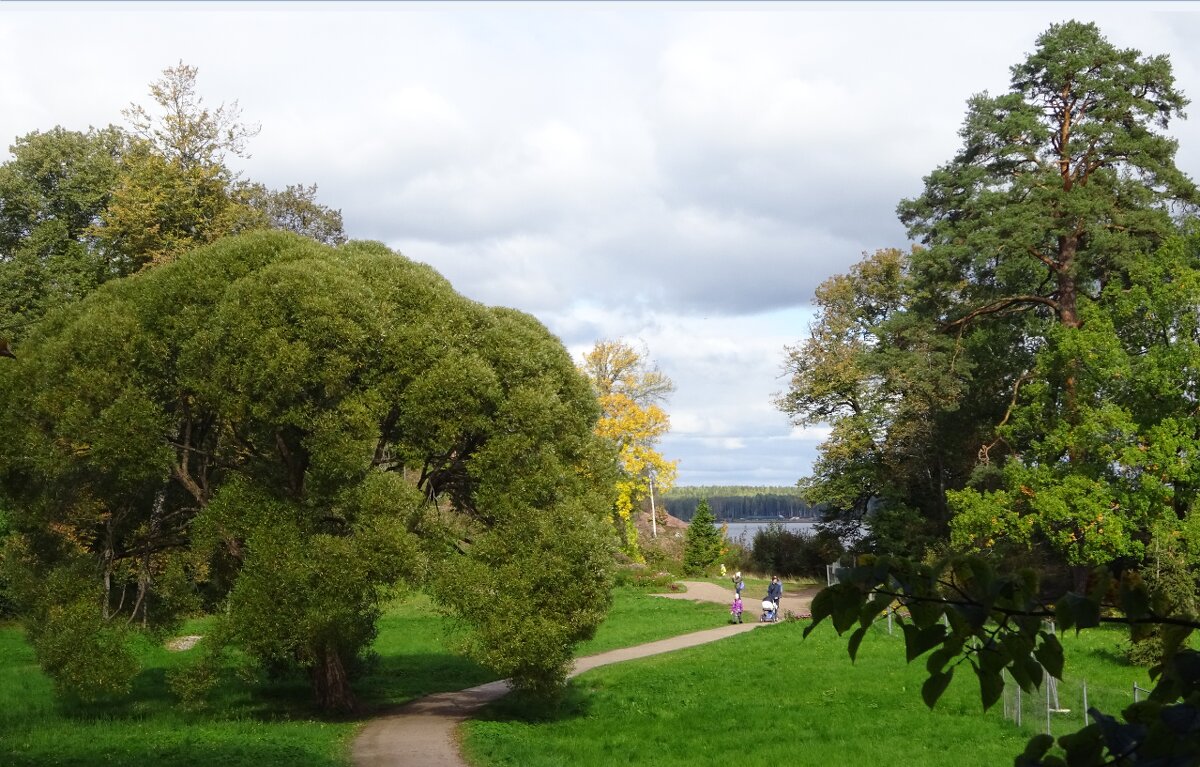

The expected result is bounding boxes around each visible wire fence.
[999,675,1154,738]
[863,607,1147,739]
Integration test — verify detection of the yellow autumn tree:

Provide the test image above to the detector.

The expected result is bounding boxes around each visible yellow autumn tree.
[580,340,678,559]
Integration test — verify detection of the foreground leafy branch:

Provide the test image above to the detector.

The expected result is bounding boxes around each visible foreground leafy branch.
[808,554,1200,766]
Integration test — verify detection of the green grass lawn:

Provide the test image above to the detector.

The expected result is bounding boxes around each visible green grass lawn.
[462,619,1155,767]
[0,586,1156,767]
[0,587,729,767]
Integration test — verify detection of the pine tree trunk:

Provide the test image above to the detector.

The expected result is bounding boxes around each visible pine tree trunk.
[311,642,357,714]
[1058,234,1081,461]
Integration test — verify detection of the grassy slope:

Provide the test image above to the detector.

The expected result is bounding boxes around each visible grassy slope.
[0,588,727,767]
[1,585,1153,767]
[463,621,1154,767]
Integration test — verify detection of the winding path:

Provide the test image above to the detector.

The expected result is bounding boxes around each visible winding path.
[351,581,817,767]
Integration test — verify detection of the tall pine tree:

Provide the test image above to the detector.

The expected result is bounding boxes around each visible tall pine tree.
[683,499,723,576]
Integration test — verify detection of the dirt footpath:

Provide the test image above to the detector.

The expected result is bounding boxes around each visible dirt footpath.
[654,579,819,620]
[351,579,820,767]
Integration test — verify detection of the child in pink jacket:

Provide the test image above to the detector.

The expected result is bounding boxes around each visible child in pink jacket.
[731,593,744,624]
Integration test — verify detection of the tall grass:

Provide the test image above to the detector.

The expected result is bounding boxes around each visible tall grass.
[463,619,1153,767]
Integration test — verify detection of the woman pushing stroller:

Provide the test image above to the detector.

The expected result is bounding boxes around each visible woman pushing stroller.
[760,575,783,622]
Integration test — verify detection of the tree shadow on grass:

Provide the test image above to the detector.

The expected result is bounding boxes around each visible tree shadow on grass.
[354,651,498,714]
[49,648,500,726]
[3,739,345,767]
[471,683,593,724]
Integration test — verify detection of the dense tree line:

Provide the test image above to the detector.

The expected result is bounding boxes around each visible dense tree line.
[663,484,805,499]
[783,21,1200,763]
[664,494,815,522]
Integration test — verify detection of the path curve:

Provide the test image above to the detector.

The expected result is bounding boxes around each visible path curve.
[351,581,817,767]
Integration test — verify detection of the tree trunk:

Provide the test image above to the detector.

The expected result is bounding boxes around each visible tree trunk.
[311,642,357,714]
[1070,564,1090,595]
[1058,234,1081,461]
[1055,236,1079,330]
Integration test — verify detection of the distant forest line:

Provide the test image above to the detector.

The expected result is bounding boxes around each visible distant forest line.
[660,487,817,522]
[662,485,803,498]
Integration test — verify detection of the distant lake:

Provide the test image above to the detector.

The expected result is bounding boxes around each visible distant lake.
[723,520,818,541]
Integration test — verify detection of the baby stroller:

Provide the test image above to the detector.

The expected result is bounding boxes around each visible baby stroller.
[760,598,779,623]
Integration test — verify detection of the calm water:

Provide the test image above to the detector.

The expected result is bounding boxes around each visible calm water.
[723,520,818,542]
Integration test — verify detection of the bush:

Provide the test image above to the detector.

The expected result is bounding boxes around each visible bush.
[1125,533,1199,667]
[750,523,843,578]
[640,532,685,575]
[611,565,677,591]
[718,538,751,574]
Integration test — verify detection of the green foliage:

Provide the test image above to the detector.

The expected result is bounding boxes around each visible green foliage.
[238,182,346,247]
[750,522,843,578]
[681,499,722,576]
[662,485,805,499]
[0,588,733,766]
[778,248,970,553]
[807,552,1200,765]
[611,565,677,591]
[30,598,139,702]
[780,21,1200,568]
[663,492,813,521]
[0,230,615,711]
[0,126,125,334]
[0,63,343,341]
[0,507,12,618]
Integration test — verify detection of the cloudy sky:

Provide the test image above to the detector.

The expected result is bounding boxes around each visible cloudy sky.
[5,2,1200,486]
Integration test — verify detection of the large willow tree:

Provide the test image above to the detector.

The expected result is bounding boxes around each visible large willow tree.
[0,230,615,712]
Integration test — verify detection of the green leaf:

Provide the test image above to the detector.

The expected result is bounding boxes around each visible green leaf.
[847,625,868,662]
[902,622,947,663]
[1161,624,1194,661]
[1033,633,1064,679]
[830,590,864,635]
[1055,593,1100,632]
[1118,573,1151,621]
[1020,733,1054,762]
[805,588,837,637]
[975,663,1004,711]
[907,598,944,628]
[921,669,953,709]
[859,592,891,629]
[926,645,956,675]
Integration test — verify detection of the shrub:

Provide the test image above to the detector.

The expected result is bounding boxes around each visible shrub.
[611,565,676,591]
[751,523,843,578]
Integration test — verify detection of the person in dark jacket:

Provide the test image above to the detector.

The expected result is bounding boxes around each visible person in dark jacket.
[767,575,783,613]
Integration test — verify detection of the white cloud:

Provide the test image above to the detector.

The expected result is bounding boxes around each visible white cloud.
[5,1,1200,485]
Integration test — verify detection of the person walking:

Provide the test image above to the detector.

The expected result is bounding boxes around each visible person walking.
[732,571,745,598]
[730,593,744,624]
[767,575,783,621]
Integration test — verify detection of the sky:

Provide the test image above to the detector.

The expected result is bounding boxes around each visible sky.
[5,2,1200,486]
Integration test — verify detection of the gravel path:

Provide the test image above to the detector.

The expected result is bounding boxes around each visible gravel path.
[351,581,817,767]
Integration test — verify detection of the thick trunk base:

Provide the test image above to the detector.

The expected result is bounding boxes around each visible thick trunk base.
[311,644,357,715]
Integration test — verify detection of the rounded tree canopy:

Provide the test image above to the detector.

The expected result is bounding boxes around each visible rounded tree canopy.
[0,230,616,709]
